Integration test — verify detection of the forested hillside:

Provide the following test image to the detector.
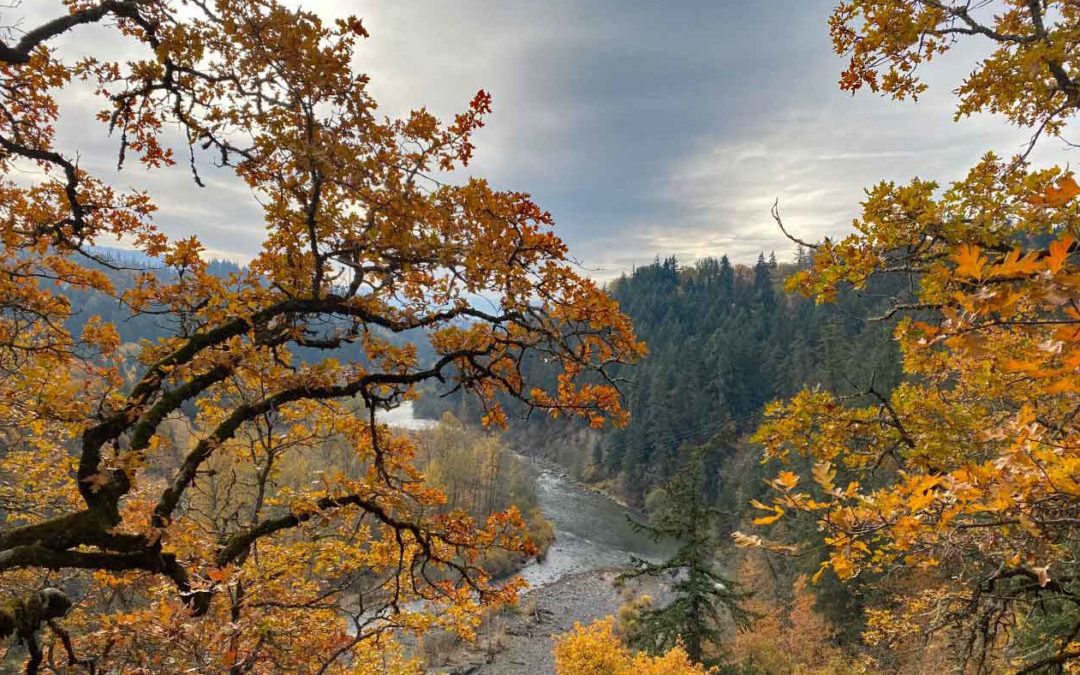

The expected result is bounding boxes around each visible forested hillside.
[600,252,903,497]
[62,250,240,346]
[418,250,904,503]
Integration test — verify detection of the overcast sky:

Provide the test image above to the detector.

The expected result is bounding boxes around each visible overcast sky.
[12,1,1070,277]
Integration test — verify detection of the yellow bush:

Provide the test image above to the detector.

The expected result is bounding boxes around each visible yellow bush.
[553,617,714,675]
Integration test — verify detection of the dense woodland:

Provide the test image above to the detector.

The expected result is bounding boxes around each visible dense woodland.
[65,251,435,368]
[417,251,904,502]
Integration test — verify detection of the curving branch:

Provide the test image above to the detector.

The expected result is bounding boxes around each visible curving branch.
[771,199,819,250]
[0,1,143,65]
[214,492,495,602]
[918,0,1039,45]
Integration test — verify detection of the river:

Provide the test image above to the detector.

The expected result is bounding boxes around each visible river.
[516,463,676,586]
[383,402,676,590]
[377,403,679,672]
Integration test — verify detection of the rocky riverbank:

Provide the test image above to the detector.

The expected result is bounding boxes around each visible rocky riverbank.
[429,567,671,674]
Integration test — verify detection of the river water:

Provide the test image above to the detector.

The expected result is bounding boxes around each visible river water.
[516,464,676,586]
[383,402,676,590]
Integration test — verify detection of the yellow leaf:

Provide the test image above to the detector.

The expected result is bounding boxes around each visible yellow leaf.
[752,506,785,525]
[773,470,800,491]
[830,553,857,579]
[812,460,836,491]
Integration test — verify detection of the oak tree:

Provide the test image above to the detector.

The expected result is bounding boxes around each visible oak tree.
[740,1,1080,672]
[0,1,642,672]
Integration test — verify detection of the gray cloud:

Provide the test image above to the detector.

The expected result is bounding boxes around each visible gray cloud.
[10,1,1074,275]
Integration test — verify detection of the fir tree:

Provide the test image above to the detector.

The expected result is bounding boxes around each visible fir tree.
[620,440,755,665]
[752,252,775,308]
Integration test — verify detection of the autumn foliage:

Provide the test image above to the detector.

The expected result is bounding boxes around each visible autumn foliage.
[553,617,715,675]
[731,558,859,674]
[738,1,1080,672]
[0,1,642,672]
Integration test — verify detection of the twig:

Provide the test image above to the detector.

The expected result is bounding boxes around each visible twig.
[772,199,819,250]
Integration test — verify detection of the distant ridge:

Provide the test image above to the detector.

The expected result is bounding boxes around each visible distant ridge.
[85,245,162,268]
[84,246,244,278]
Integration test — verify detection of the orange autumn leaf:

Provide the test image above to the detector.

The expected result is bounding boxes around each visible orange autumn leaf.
[1029,176,1080,208]
[952,244,986,279]
[1047,234,1075,275]
[752,509,785,526]
[772,470,800,491]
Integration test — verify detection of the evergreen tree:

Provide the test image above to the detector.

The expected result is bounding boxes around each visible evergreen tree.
[718,255,735,299]
[620,441,754,665]
[752,253,775,308]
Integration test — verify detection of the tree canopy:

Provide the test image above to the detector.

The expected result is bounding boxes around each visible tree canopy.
[0,1,642,672]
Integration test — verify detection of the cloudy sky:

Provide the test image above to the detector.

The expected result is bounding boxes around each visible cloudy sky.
[13,0,1069,277]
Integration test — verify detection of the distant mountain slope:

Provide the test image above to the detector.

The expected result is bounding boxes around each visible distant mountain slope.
[62,249,434,367]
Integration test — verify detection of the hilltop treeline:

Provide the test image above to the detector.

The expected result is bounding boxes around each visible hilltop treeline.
[418,251,904,504]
